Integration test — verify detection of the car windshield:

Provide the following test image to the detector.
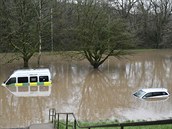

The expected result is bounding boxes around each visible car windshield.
[134,90,146,98]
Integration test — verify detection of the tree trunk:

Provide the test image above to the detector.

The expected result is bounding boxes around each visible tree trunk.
[90,61,101,69]
[93,63,100,69]
[23,58,29,68]
[51,8,54,52]
[38,0,42,67]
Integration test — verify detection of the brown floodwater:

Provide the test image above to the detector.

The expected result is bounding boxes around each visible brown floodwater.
[0,50,172,128]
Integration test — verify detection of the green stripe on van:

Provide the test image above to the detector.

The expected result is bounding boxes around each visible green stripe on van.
[37,82,44,85]
[23,83,29,86]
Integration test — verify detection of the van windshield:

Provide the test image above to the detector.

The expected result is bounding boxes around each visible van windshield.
[6,77,16,85]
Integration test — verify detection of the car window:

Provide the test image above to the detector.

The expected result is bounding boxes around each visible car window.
[143,92,168,98]
[143,93,153,98]
[134,90,146,98]
[162,92,168,95]
[152,92,168,96]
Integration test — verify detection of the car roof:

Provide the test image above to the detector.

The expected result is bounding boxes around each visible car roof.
[141,88,168,93]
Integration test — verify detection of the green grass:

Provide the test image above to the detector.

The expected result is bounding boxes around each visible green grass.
[55,120,172,129]
[124,125,172,129]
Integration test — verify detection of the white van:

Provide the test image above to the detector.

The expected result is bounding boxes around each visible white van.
[2,68,52,87]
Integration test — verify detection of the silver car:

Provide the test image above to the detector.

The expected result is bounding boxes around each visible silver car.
[133,88,170,99]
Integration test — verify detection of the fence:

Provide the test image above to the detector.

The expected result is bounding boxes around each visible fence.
[49,108,172,129]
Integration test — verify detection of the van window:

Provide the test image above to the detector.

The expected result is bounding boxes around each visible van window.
[18,77,28,83]
[39,76,49,82]
[6,77,16,85]
[30,76,38,82]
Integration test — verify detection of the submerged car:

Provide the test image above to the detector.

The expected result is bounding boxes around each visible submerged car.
[133,88,170,99]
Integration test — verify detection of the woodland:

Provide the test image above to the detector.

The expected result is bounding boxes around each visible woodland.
[0,0,172,68]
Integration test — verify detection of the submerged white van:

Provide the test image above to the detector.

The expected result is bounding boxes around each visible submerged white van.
[2,68,52,87]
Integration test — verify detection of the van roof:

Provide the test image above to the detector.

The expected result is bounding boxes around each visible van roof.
[11,68,51,77]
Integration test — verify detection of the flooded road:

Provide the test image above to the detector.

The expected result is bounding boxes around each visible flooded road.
[0,50,172,128]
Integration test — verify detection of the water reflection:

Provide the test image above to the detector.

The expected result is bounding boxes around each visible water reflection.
[0,50,172,128]
[106,52,172,90]
[0,87,50,128]
[5,86,52,97]
[77,70,133,121]
[144,97,169,102]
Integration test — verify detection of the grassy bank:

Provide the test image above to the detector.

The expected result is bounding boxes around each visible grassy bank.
[56,120,172,129]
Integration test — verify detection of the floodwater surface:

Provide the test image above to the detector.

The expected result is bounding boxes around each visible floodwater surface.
[0,50,172,128]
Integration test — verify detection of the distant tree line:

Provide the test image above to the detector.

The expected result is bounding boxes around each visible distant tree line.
[54,0,172,50]
[0,0,172,68]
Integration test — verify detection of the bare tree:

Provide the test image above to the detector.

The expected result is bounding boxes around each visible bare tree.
[150,0,172,48]
[131,0,172,48]
[9,0,39,68]
[0,0,13,53]
[110,0,138,18]
[32,0,52,66]
[62,0,134,69]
